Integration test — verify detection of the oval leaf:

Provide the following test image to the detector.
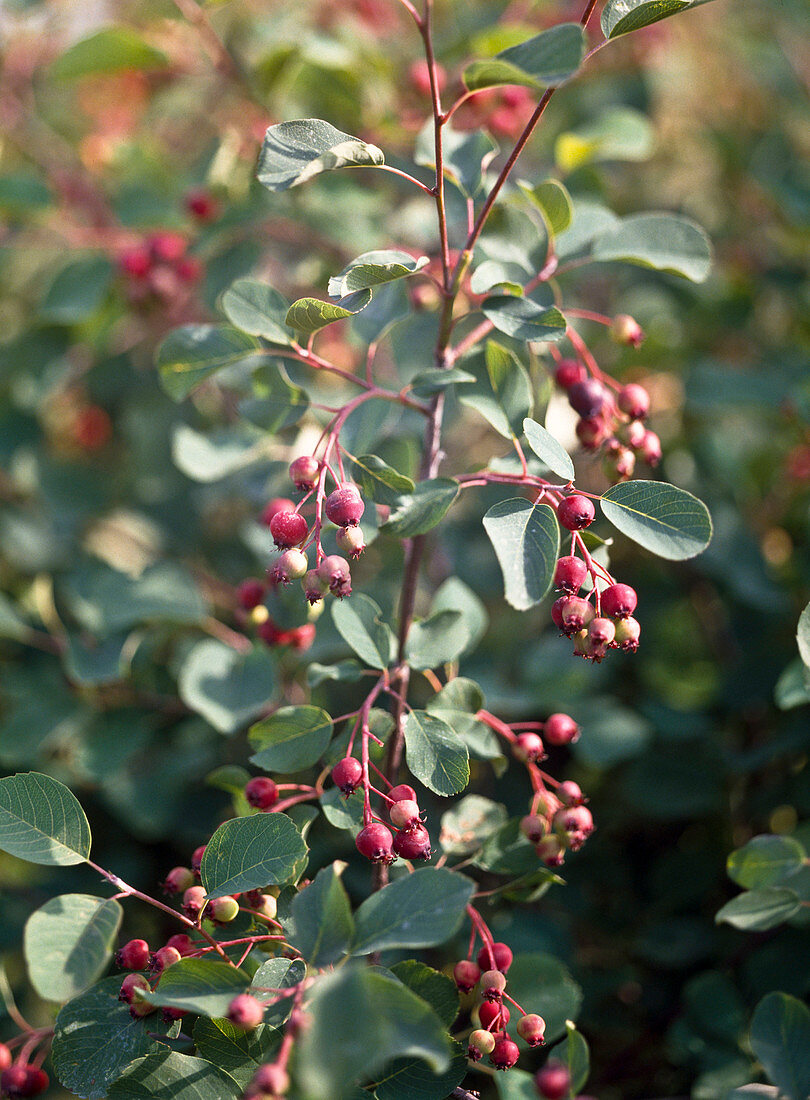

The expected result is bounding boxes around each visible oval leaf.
[353,868,474,955]
[727,835,806,890]
[482,499,560,610]
[201,812,308,899]
[141,959,250,1018]
[405,610,471,670]
[285,291,371,336]
[24,894,122,1003]
[602,0,698,38]
[592,213,712,281]
[220,279,293,344]
[482,297,567,343]
[750,992,810,1100]
[286,862,355,968]
[0,772,91,866]
[107,1052,242,1099]
[715,888,801,932]
[404,711,470,796]
[523,418,575,480]
[351,454,415,506]
[464,23,585,91]
[382,479,459,538]
[459,342,533,439]
[257,120,385,192]
[599,480,712,560]
[249,705,334,774]
[178,641,277,736]
[156,325,261,402]
[328,250,429,299]
[331,594,394,670]
[410,368,476,397]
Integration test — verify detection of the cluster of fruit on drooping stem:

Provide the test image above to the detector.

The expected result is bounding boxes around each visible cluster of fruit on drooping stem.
[0,1041,49,1099]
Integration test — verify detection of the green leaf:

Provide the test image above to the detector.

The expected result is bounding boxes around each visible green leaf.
[439,795,508,856]
[351,455,415,507]
[107,1052,242,1099]
[382,479,459,538]
[50,28,168,78]
[482,297,567,343]
[250,958,307,1026]
[389,963,460,1028]
[0,174,51,214]
[201,812,308,898]
[459,342,533,439]
[495,1068,538,1100]
[52,977,169,1100]
[775,658,810,710]
[470,261,527,296]
[728,835,806,890]
[564,1021,590,1094]
[249,706,334,774]
[483,498,560,610]
[60,562,206,636]
[464,23,585,91]
[716,888,801,931]
[415,123,498,198]
[328,251,429,298]
[373,1043,467,1100]
[178,641,277,736]
[156,325,261,401]
[520,178,574,235]
[40,258,113,324]
[404,711,470,796]
[220,279,293,344]
[171,425,262,483]
[0,772,91,866]
[307,660,364,688]
[601,0,704,39]
[258,120,385,192]
[24,895,122,1003]
[474,817,539,876]
[192,1018,279,1089]
[286,862,354,967]
[599,480,712,560]
[332,594,394,670]
[750,993,810,1100]
[286,291,371,336]
[592,213,712,281]
[431,579,489,654]
[141,959,250,1018]
[410,368,476,397]
[523,417,575,480]
[320,787,366,836]
[554,107,654,171]
[796,601,810,669]
[405,611,471,670]
[352,868,474,955]
[240,362,309,432]
[0,592,31,641]
[295,965,451,1098]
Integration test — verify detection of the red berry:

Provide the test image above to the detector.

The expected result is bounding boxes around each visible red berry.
[388,784,417,802]
[614,615,641,651]
[185,189,219,222]
[356,822,396,864]
[19,1068,49,1099]
[554,556,587,593]
[557,495,595,531]
[517,1013,546,1046]
[409,59,446,96]
[558,781,584,806]
[513,732,545,763]
[453,960,481,992]
[287,623,316,651]
[257,618,283,647]
[162,866,195,895]
[269,510,308,549]
[478,1001,510,1030]
[560,597,595,634]
[119,972,151,1004]
[639,429,662,466]
[389,799,421,830]
[116,938,151,970]
[536,1059,571,1099]
[245,776,279,810]
[316,554,352,598]
[237,579,266,610]
[520,814,545,843]
[392,823,432,860]
[336,525,366,559]
[325,486,365,527]
[261,498,296,526]
[227,993,265,1031]
[601,582,637,619]
[149,946,182,974]
[476,942,513,974]
[191,845,206,875]
[588,617,616,647]
[554,359,587,390]
[568,379,607,419]
[176,256,203,283]
[467,1028,495,1061]
[610,313,644,347]
[251,1064,290,1095]
[551,595,567,630]
[479,969,507,1001]
[490,1037,520,1070]
[0,1045,10,1072]
[576,415,610,450]
[73,405,112,450]
[332,757,363,795]
[289,455,320,490]
[119,246,152,279]
[1,1064,46,1098]
[166,933,195,955]
[544,713,580,746]
[183,885,208,918]
[617,383,650,419]
[148,231,187,263]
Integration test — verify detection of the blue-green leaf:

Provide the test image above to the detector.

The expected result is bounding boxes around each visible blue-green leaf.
[220,279,293,344]
[464,23,585,91]
[156,325,261,401]
[332,594,394,670]
[750,993,810,1100]
[523,417,575,480]
[201,813,308,898]
[0,772,91,866]
[258,120,385,192]
[24,894,122,1003]
[404,711,469,796]
[328,251,428,299]
[591,213,712,281]
[352,868,474,955]
[482,499,560,610]
[599,480,712,560]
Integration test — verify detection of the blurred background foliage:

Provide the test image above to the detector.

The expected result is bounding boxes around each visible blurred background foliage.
[0,0,808,1096]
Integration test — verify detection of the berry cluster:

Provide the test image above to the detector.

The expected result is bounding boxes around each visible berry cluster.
[347,776,432,865]
[0,1046,48,1100]
[118,230,203,304]
[521,778,595,869]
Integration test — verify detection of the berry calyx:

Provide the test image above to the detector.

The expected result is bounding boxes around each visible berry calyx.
[517,1013,546,1046]
[269,548,309,586]
[617,382,650,419]
[356,822,395,864]
[149,946,182,974]
[245,776,279,810]
[389,799,421,830]
[543,713,580,746]
[513,732,545,763]
[119,973,151,1004]
[568,379,607,419]
[535,1059,571,1099]
[116,938,151,970]
[453,959,481,992]
[478,1001,510,1030]
[600,582,637,619]
[554,556,587,593]
[388,784,417,802]
[554,359,587,389]
[269,510,308,549]
[479,969,507,1000]
[557,495,595,531]
[289,455,320,490]
[325,485,365,527]
[336,524,366,559]
[467,1028,496,1062]
[520,814,545,843]
[392,823,432,860]
[477,941,513,973]
[208,895,240,923]
[610,313,644,347]
[162,866,195,895]
[261,498,296,526]
[559,597,595,634]
[536,834,566,867]
[332,757,363,795]
[316,554,352,598]
[227,993,265,1031]
[237,579,266,610]
[302,568,329,604]
[490,1037,520,1070]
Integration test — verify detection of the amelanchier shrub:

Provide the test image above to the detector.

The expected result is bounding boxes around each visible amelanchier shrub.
[1,0,728,1097]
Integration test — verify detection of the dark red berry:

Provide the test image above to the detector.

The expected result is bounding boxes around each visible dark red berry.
[162,1007,187,1022]
[166,933,195,955]
[388,784,417,802]
[554,556,587,593]
[289,455,320,490]
[554,359,587,389]
[536,1059,571,1099]
[316,554,351,598]
[162,866,194,895]
[476,942,513,973]
[2,1064,49,1098]
[490,1037,520,1070]
[116,938,151,970]
[543,713,580,746]
[557,495,595,531]
[568,379,607,419]
[551,595,567,630]
[257,618,283,647]
[356,822,395,864]
[517,1013,546,1045]
[191,845,206,876]
[617,383,650,419]
[269,510,308,549]
[389,799,421,830]
[576,415,609,450]
[514,732,545,763]
[227,993,265,1031]
[453,959,481,992]
[149,946,182,974]
[332,757,363,795]
[325,485,365,527]
[601,582,637,618]
[119,246,152,279]
[261,498,296,526]
[185,189,219,222]
[245,776,279,810]
[478,1001,510,1030]
[392,823,432,860]
[119,973,150,1004]
[237,579,266,610]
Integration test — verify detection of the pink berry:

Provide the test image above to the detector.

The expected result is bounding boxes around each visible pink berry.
[479,969,507,1001]
[325,485,364,527]
[302,568,329,604]
[554,359,587,390]
[0,1045,10,1073]
[639,429,662,466]
[332,757,363,795]
[558,781,584,806]
[478,1001,510,1030]
[544,713,580,746]
[268,548,309,586]
[162,866,195,895]
[536,1059,571,1099]
[116,939,151,970]
[336,525,366,559]
[610,313,644,347]
[245,776,279,810]
[513,732,545,763]
[561,805,594,836]
[536,834,566,867]
[149,946,182,974]
[467,1028,496,1061]
[392,823,432,860]
[517,1013,546,1046]
[251,1064,290,1095]
[289,455,320,491]
[576,415,610,450]
[614,615,641,651]
[287,623,316,651]
[166,933,195,955]
[617,383,650,419]
[316,554,352,598]
[119,246,152,279]
[148,232,187,263]
[520,814,545,843]
[603,445,636,482]
[209,895,240,923]
[601,582,637,618]
[409,59,446,96]
[490,1037,520,1070]
[388,784,417,802]
[119,973,150,1004]
[269,510,308,549]
[453,960,481,992]
[624,419,647,448]
[588,617,616,647]
[476,942,513,974]
[356,822,395,864]
[191,845,206,876]
[560,596,595,634]
[389,799,421,830]
[227,993,265,1031]
[237,579,265,610]
[554,556,587,593]
[260,498,296,526]
[182,885,208,918]
[185,189,219,222]
[557,495,595,531]
[567,379,607,419]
